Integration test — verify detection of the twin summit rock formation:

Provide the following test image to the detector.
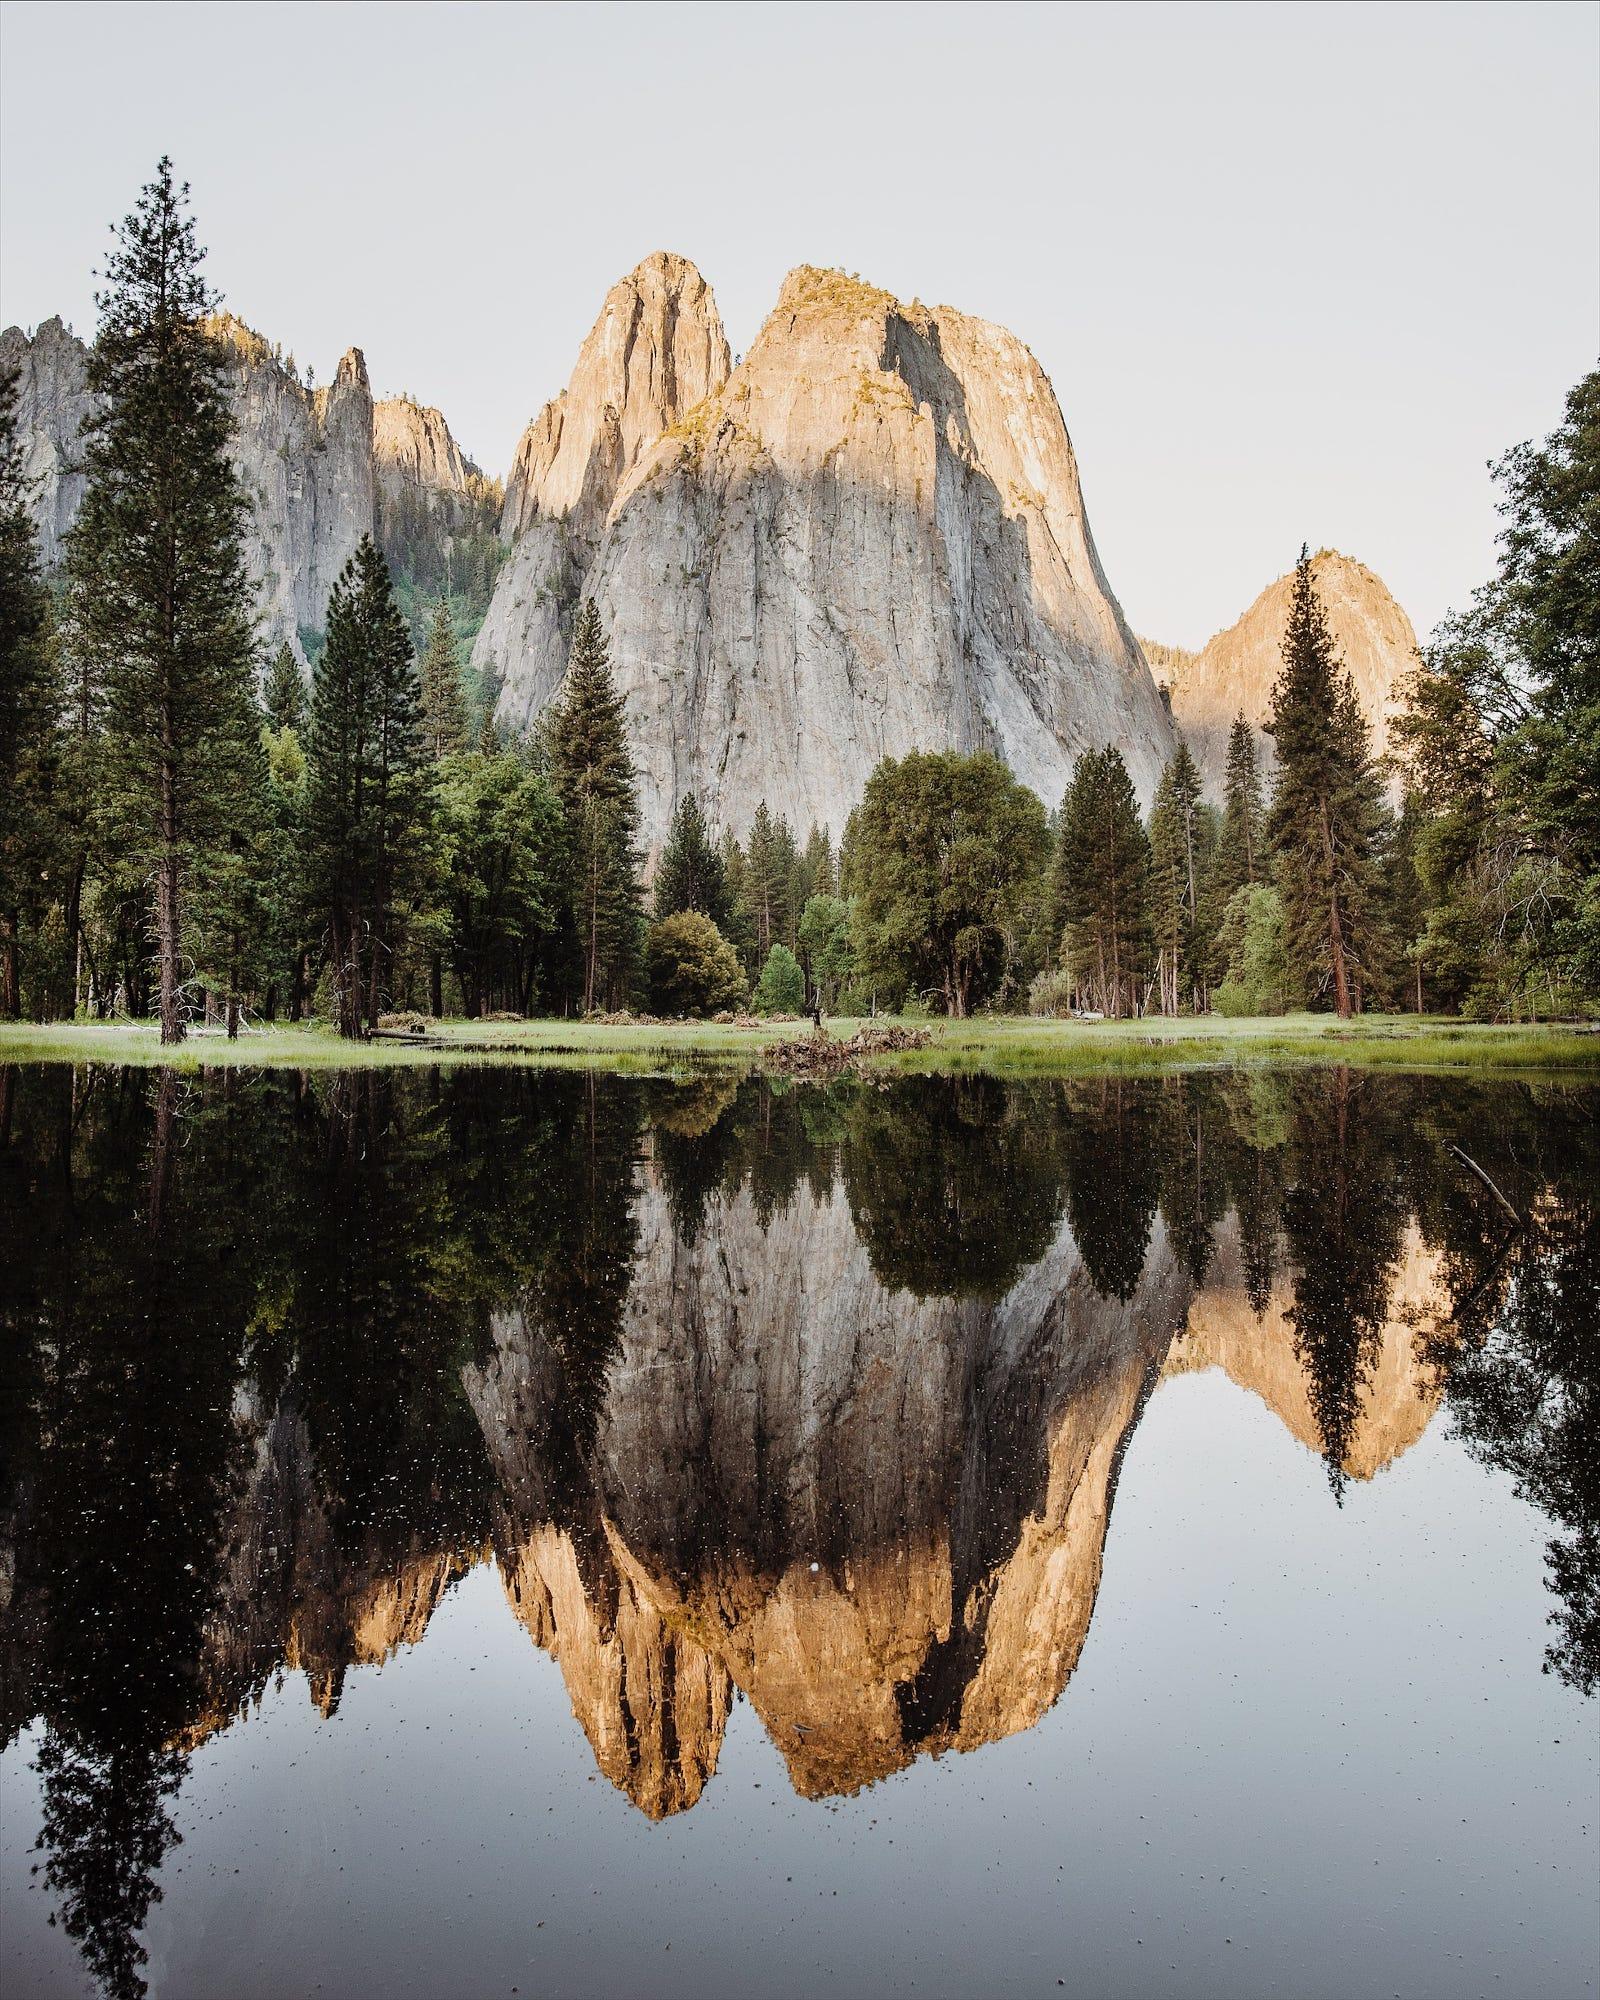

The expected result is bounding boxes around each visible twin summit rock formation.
[2,253,1419,850]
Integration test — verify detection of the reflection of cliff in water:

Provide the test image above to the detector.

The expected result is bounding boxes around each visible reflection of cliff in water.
[468,1163,1188,1811]
[2,1064,1596,1991]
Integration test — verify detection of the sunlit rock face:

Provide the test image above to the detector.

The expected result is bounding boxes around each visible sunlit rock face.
[466,1169,1191,1811]
[1158,550,1420,794]
[475,261,1173,856]
[1168,1215,1443,1480]
[0,313,482,661]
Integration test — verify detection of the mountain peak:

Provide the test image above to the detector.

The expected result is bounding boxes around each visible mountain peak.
[1163,551,1420,792]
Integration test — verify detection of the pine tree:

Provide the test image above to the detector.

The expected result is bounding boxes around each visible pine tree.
[547,599,642,1012]
[1216,714,1266,899]
[304,535,428,1036]
[1266,548,1389,1017]
[797,822,837,904]
[417,596,468,760]
[64,160,258,1043]
[1054,747,1152,1017]
[744,802,795,962]
[718,827,757,974]
[263,639,307,736]
[654,791,729,927]
[1147,741,1207,1014]
[0,363,58,1018]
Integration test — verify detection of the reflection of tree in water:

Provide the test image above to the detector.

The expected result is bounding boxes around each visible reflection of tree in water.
[1059,1078,1161,1301]
[518,1074,643,1522]
[1,1064,646,1995]
[1278,1067,1409,1499]
[1419,1088,1600,1694]
[3,1067,257,1998]
[842,1077,1070,1299]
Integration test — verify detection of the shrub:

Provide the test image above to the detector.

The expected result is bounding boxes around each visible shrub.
[753,943,806,1015]
[1028,968,1074,1018]
[645,911,746,1018]
[1214,884,1290,1015]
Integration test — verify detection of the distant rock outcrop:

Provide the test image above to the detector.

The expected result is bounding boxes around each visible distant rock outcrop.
[1155,550,1420,796]
[475,259,1174,856]
[0,311,488,662]
[0,315,94,567]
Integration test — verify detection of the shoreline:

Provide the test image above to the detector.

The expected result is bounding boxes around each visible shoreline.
[2,1013,1596,1079]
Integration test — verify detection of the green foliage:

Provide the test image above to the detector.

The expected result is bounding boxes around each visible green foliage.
[435,748,564,1015]
[645,909,746,1017]
[1053,747,1151,1017]
[847,749,1050,1016]
[546,599,643,1012]
[797,892,853,1008]
[753,941,805,1014]
[64,158,261,1043]
[303,535,431,1035]
[1148,741,1210,1014]
[744,801,797,965]
[417,596,469,761]
[0,361,59,1018]
[1267,547,1391,1017]
[654,791,729,928]
[262,640,306,735]
[1214,884,1290,1016]
[1396,369,1599,1014]
[1215,714,1267,900]
[378,466,505,652]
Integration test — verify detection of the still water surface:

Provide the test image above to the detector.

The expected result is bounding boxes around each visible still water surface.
[0,1063,1595,1999]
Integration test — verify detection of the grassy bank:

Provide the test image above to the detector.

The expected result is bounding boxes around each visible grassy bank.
[1,1012,1596,1078]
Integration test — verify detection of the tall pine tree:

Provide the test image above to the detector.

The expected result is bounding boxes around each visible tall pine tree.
[65,159,258,1043]
[0,363,57,1018]
[417,596,468,760]
[1216,714,1266,899]
[547,599,642,1012]
[1054,747,1152,1017]
[744,802,795,963]
[304,535,428,1036]
[1147,741,1207,1014]
[263,640,306,736]
[654,791,729,927]
[1266,548,1389,1017]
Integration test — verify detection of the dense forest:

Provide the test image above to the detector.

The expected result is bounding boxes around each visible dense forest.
[1,163,1595,1041]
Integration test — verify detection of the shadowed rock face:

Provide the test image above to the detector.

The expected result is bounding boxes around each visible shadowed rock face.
[476,262,1173,856]
[0,313,483,661]
[1159,549,1420,794]
[0,316,94,566]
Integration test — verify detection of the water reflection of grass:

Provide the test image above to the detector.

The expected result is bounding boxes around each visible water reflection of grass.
[2,1012,1595,1077]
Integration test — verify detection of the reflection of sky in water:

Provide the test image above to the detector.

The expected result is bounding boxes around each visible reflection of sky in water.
[5,1384,1590,2000]
[1,1067,1595,1999]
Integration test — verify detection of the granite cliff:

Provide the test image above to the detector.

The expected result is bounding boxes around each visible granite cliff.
[0,311,492,660]
[475,258,1174,854]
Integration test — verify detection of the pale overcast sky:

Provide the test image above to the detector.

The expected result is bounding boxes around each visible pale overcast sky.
[1,0,1595,646]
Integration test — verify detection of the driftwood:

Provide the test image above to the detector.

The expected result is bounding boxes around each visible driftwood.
[1446,1142,1524,1228]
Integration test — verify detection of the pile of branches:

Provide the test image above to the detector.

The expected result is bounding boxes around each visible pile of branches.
[761,1022,933,1077]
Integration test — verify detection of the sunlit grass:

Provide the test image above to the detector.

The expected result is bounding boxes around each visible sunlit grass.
[1,1011,1594,1078]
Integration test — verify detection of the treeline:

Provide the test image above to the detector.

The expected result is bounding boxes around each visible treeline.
[1,161,1594,1037]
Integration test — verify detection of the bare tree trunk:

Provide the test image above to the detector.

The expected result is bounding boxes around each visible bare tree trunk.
[0,909,18,1019]
[1319,798,1352,1019]
[148,1066,179,1235]
[157,842,184,1043]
